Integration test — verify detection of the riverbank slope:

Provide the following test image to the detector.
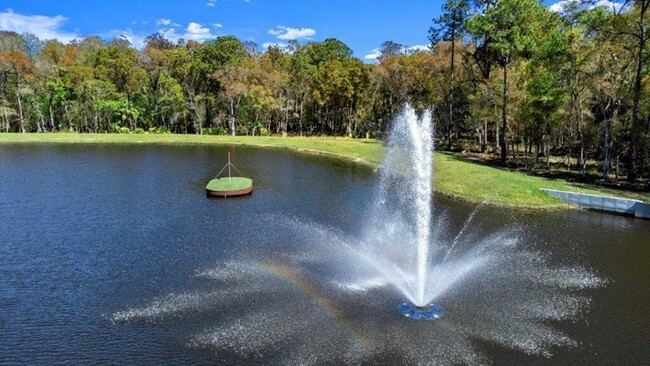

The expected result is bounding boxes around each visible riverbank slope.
[1,133,647,208]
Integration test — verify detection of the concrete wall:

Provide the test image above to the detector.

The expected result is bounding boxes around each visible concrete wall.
[540,189,648,219]
[635,202,650,219]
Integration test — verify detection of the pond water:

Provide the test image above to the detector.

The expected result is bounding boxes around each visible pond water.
[0,144,648,365]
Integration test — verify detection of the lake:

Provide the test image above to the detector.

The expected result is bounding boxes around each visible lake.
[0,144,648,365]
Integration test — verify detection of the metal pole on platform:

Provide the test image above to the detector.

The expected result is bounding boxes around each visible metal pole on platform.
[228,152,232,183]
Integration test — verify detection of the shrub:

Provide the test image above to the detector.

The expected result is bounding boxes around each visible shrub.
[203,127,228,135]
[108,123,121,133]
[148,126,171,134]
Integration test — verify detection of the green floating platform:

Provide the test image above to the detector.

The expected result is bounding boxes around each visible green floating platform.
[206,177,253,197]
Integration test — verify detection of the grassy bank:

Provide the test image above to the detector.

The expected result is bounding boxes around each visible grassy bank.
[1,132,647,208]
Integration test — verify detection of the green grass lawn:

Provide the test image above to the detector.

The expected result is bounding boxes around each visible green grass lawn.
[1,132,647,208]
[206,177,253,191]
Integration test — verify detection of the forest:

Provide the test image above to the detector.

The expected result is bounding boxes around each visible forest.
[0,0,649,186]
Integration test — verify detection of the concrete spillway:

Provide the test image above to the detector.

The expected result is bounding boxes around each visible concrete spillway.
[540,189,650,219]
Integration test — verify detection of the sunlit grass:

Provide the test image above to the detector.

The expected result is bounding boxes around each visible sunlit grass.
[1,133,646,208]
[206,177,253,191]
[434,153,647,207]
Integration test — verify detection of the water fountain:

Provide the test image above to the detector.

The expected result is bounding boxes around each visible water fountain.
[362,105,440,318]
[111,104,603,364]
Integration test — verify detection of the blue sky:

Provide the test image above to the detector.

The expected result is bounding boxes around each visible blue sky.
[0,0,624,61]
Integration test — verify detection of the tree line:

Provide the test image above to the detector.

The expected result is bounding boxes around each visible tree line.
[0,0,649,184]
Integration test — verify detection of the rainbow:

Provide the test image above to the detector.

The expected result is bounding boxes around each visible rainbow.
[259,259,373,350]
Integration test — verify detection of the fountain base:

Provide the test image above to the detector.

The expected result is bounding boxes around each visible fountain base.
[397,303,444,320]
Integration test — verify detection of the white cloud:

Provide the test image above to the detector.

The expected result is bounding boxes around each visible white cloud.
[187,22,210,37]
[364,48,381,60]
[207,0,217,7]
[0,9,222,50]
[549,0,627,14]
[405,44,429,54]
[549,0,572,13]
[106,29,147,49]
[156,18,171,26]
[592,0,627,12]
[261,42,296,54]
[364,44,429,61]
[268,25,316,40]
[262,41,288,49]
[0,8,79,43]
[156,21,218,43]
[111,21,217,49]
[157,28,180,42]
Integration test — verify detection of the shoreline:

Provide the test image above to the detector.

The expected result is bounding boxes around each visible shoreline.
[1,133,647,210]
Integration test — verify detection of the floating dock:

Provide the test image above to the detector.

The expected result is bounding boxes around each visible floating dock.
[206,177,253,197]
[540,188,650,219]
[206,152,253,197]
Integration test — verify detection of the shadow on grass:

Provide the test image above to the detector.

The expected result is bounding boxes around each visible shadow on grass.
[437,152,649,200]
[437,151,511,171]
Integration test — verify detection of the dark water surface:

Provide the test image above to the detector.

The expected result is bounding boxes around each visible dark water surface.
[0,144,648,365]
